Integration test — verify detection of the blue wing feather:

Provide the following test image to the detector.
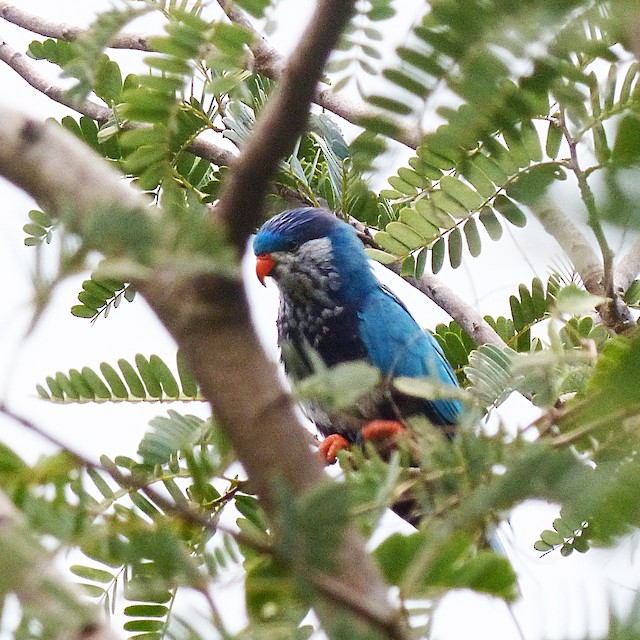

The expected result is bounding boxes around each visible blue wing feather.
[358,287,461,424]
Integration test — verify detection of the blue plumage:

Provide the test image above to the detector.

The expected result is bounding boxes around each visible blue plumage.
[253,207,462,443]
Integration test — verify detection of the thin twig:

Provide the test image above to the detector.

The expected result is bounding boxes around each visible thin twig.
[0,40,236,167]
[0,1,151,50]
[559,111,615,295]
[0,401,271,553]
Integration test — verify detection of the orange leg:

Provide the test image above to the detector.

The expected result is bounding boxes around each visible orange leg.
[361,420,406,441]
[318,434,350,465]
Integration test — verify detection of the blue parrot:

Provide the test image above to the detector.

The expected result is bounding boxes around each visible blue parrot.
[253,207,462,463]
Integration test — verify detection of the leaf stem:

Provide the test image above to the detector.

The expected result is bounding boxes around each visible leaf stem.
[558,110,614,295]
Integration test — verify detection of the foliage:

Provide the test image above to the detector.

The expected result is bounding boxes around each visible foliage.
[4,0,640,639]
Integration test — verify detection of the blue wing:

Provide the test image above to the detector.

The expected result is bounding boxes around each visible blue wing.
[357,286,461,424]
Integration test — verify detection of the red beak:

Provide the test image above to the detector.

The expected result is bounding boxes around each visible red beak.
[256,253,276,286]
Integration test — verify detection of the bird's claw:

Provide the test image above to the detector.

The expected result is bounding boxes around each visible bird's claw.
[362,420,406,442]
[318,434,350,465]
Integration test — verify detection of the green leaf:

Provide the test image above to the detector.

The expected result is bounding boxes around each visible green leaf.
[94,57,122,103]
[521,120,542,162]
[393,377,467,402]
[364,248,397,264]
[176,350,198,398]
[506,164,565,205]
[472,152,508,186]
[382,69,428,97]
[135,354,162,398]
[118,358,146,398]
[397,167,430,189]
[100,362,129,399]
[494,195,527,227]
[431,237,445,273]
[545,119,563,159]
[479,207,502,240]
[295,362,381,412]
[388,175,417,195]
[431,190,469,219]
[539,529,564,546]
[149,355,180,399]
[502,129,530,167]
[71,305,98,319]
[124,605,169,618]
[375,231,410,256]
[386,221,425,250]
[463,218,481,257]
[367,95,412,115]
[415,198,455,228]
[70,565,114,583]
[400,208,438,242]
[612,114,640,167]
[448,227,463,268]
[440,176,484,210]
[235,0,271,18]
[81,367,111,400]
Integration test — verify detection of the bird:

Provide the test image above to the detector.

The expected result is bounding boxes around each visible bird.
[253,207,462,464]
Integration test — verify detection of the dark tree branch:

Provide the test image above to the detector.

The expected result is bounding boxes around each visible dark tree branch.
[214,0,357,251]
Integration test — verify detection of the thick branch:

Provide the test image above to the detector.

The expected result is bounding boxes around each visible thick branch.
[404,270,506,347]
[530,197,604,293]
[0,105,405,640]
[215,0,358,250]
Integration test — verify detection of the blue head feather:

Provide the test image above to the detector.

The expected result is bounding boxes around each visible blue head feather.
[253,208,339,255]
[254,208,378,304]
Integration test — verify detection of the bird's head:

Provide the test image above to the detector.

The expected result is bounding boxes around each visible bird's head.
[253,207,376,303]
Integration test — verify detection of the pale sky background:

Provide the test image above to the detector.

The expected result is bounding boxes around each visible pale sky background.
[1,2,639,639]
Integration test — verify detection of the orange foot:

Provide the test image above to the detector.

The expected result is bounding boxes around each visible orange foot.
[361,420,406,441]
[318,434,350,465]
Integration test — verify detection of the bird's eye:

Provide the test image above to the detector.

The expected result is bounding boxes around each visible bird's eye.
[284,240,301,252]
